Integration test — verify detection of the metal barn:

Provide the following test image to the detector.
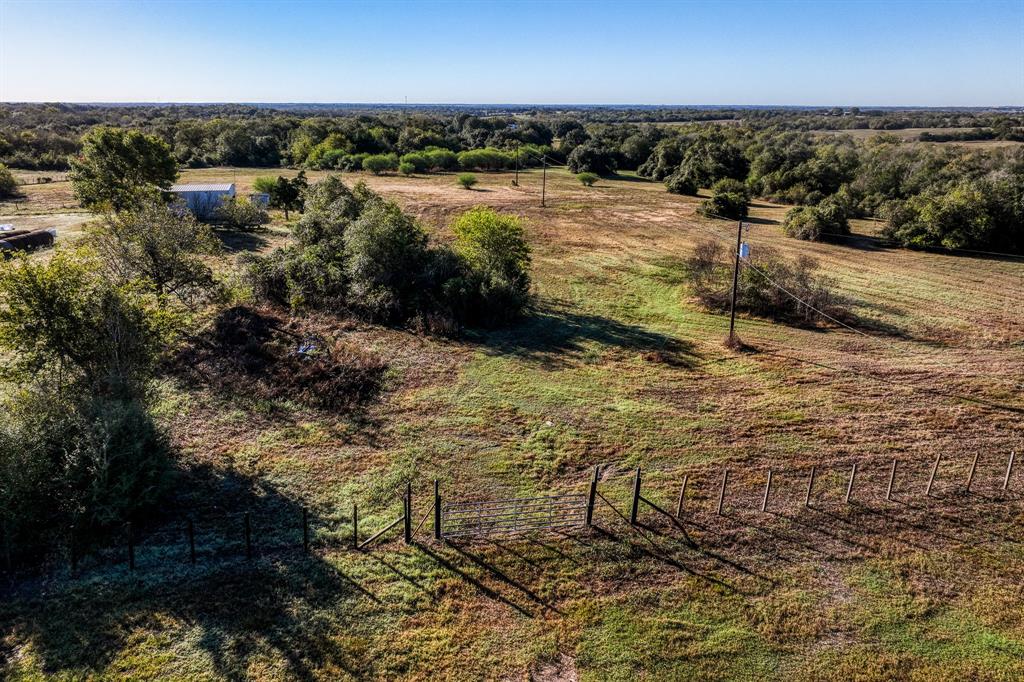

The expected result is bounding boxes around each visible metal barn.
[168,183,236,219]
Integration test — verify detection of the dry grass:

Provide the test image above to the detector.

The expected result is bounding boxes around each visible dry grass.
[2,166,1023,680]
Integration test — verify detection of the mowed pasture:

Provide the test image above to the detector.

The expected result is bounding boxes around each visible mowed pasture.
[2,167,1024,680]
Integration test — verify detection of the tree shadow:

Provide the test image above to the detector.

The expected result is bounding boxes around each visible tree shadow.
[0,463,381,679]
[474,299,699,369]
[215,228,270,254]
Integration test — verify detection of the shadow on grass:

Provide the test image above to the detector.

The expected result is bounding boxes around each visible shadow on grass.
[215,228,270,253]
[0,464,381,679]
[475,299,699,369]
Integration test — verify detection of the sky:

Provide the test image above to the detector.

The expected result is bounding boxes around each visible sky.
[1,0,1022,106]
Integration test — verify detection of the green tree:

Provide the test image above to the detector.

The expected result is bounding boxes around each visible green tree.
[0,163,17,199]
[450,206,532,323]
[69,127,178,211]
[90,198,220,302]
[457,173,478,189]
[269,172,306,219]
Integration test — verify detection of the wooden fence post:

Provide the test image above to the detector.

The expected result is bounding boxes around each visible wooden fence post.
[966,452,980,493]
[761,469,773,513]
[244,512,252,560]
[404,483,412,544]
[2,517,10,575]
[585,466,598,527]
[1003,450,1016,491]
[434,480,442,540]
[886,459,898,501]
[629,467,642,526]
[845,463,858,504]
[676,475,688,519]
[302,507,309,553]
[926,454,942,497]
[127,522,135,571]
[187,518,196,565]
[717,469,729,516]
[804,466,816,508]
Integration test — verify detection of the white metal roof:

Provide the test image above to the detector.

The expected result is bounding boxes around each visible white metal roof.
[169,183,235,192]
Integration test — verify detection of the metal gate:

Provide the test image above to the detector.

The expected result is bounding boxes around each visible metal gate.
[442,493,588,538]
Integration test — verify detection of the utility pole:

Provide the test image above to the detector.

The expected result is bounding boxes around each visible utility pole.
[541,156,547,207]
[727,220,743,346]
[513,142,519,187]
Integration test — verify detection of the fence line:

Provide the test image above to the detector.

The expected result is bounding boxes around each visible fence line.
[1,448,1020,584]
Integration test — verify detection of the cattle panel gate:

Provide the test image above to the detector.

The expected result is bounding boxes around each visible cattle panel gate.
[442,493,588,538]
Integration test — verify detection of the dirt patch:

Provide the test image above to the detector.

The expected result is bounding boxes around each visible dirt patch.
[171,305,387,412]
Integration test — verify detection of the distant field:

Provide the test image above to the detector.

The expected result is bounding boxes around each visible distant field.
[3,166,1023,680]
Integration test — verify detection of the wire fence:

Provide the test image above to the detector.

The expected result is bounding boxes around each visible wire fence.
[1,448,1019,587]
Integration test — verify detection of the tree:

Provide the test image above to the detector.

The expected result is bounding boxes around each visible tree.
[457,173,478,189]
[399,161,416,176]
[566,141,617,176]
[699,180,749,220]
[69,127,178,211]
[577,172,598,187]
[214,196,270,231]
[268,172,306,219]
[362,153,399,175]
[450,206,531,323]
[0,163,17,199]
[90,198,220,302]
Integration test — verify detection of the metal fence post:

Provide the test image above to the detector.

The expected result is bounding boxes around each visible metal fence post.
[966,452,980,493]
[886,459,898,501]
[585,466,598,526]
[676,475,688,519]
[302,507,309,553]
[629,467,641,525]
[352,503,358,548]
[926,454,942,497]
[404,483,412,544]
[845,463,858,504]
[804,466,816,508]
[762,469,773,513]
[127,522,135,571]
[434,480,441,540]
[244,512,252,560]
[717,469,729,516]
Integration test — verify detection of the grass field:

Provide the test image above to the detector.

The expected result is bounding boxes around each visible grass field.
[2,167,1023,680]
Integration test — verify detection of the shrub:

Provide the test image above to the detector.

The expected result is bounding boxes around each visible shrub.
[423,148,459,171]
[685,240,848,326]
[399,161,416,176]
[344,198,430,322]
[214,196,270,231]
[399,152,429,173]
[699,191,748,220]
[577,172,598,187]
[0,163,17,199]
[457,173,478,189]
[450,207,531,324]
[457,147,512,171]
[253,176,277,194]
[362,153,399,175]
[783,198,849,241]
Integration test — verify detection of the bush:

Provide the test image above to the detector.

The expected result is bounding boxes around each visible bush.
[685,239,848,326]
[253,176,277,194]
[450,207,531,324]
[214,196,270,231]
[457,173,478,189]
[699,191,748,220]
[362,153,399,175]
[399,161,416,176]
[577,172,598,187]
[0,163,17,199]
[344,198,431,322]
[783,198,849,241]
[457,147,513,171]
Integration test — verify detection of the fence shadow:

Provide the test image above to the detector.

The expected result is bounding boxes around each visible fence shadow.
[0,464,379,679]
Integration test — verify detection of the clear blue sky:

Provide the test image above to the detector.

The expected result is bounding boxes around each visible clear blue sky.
[1,0,1022,106]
